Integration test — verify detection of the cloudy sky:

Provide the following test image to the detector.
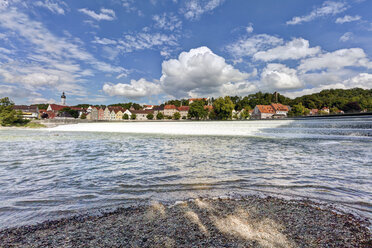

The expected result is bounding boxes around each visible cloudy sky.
[0,0,371,105]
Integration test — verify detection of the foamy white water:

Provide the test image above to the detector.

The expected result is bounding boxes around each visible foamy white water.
[50,120,293,136]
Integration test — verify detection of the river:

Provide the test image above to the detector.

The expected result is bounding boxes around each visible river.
[0,117,371,229]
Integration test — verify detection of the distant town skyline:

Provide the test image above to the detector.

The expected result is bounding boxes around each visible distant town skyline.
[0,0,371,105]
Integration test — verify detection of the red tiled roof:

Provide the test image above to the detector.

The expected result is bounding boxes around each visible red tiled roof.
[48,104,66,111]
[164,105,177,109]
[256,105,275,114]
[177,106,190,111]
[131,110,154,114]
[271,103,289,112]
[204,105,213,111]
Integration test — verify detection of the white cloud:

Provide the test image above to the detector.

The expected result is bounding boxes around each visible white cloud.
[183,0,225,20]
[34,0,66,15]
[287,1,348,25]
[160,46,254,98]
[118,32,178,53]
[253,38,321,61]
[92,36,117,45]
[298,48,372,72]
[261,63,303,90]
[246,23,253,33]
[342,73,372,89]
[335,15,361,24]
[29,97,56,104]
[78,8,116,21]
[226,34,283,58]
[103,78,162,99]
[339,32,353,42]
[153,13,182,31]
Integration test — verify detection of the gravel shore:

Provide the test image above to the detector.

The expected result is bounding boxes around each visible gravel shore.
[0,196,371,248]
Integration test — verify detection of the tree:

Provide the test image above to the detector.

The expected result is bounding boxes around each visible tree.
[173,112,181,120]
[0,97,26,126]
[131,113,137,120]
[156,112,164,120]
[147,113,154,120]
[213,96,235,120]
[188,100,208,120]
[343,101,362,113]
[239,109,250,120]
[80,113,87,119]
[208,110,216,120]
[60,107,79,118]
[287,103,309,117]
[123,113,129,120]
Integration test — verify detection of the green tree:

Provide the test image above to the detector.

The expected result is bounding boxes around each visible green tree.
[239,109,250,120]
[0,97,25,126]
[156,112,164,120]
[288,103,309,117]
[146,113,154,120]
[343,101,362,113]
[188,101,208,120]
[131,113,137,120]
[213,96,235,120]
[80,113,87,119]
[60,107,79,118]
[208,110,216,120]
[123,113,129,120]
[173,112,181,120]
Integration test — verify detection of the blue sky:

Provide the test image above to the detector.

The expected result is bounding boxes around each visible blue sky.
[0,0,371,105]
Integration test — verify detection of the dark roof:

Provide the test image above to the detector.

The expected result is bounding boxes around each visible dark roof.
[13,105,38,112]
[153,106,164,111]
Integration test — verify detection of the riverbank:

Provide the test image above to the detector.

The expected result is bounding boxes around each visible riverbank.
[0,196,370,247]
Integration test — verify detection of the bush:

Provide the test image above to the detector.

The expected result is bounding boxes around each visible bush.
[131,114,137,120]
[173,112,181,120]
[156,112,164,120]
[147,113,154,120]
[123,113,129,120]
[80,113,87,119]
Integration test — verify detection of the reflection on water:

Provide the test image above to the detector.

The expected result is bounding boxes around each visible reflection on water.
[0,117,371,229]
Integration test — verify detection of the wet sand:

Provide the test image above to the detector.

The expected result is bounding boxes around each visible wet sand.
[0,196,370,247]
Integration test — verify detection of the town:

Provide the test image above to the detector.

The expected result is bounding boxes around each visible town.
[9,88,371,122]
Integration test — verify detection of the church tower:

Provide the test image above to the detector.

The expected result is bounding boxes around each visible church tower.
[61,92,66,106]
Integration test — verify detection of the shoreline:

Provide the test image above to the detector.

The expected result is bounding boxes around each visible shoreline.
[1,196,370,247]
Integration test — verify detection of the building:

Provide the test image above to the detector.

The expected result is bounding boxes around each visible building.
[309,109,319,116]
[98,108,105,120]
[143,105,154,110]
[153,106,164,117]
[164,105,177,117]
[252,105,276,119]
[61,92,66,106]
[321,107,330,114]
[12,105,39,119]
[115,109,124,120]
[177,106,190,119]
[131,110,154,120]
[271,103,289,118]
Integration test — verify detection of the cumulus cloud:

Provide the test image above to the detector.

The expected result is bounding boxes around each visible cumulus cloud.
[261,63,303,90]
[298,48,372,72]
[342,73,372,89]
[183,0,225,20]
[335,15,361,24]
[103,78,162,99]
[226,34,283,58]
[339,32,353,42]
[34,0,67,15]
[160,46,254,98]
[78,8,116,21]
[287,1,348,25]
[253,38,321,61]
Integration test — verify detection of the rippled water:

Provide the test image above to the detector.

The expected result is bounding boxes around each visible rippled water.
[0,117,371,229]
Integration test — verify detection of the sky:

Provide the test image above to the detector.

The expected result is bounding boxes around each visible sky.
[0,0,371,105]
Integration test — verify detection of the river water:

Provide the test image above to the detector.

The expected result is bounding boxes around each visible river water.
[0,117,371,229]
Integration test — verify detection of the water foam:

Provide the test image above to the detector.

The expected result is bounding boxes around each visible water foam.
[48,120,294,137]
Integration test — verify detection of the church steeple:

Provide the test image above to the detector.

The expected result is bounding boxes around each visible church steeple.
[61,92,66,105]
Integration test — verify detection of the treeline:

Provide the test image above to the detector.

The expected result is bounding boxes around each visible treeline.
[227,88,371,112]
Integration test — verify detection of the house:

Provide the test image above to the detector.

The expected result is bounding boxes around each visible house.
[164,105,177,117]
[143,105,154,110]
[103,107,111,120]
[115,109,124,120]
[153,106,164,117]
[12,105,39,119]
[123,109,132,119]
[110,109,116,120]
[177,106,190,119]
[271,103,289,118]
[90,107,99,120]
[252,105,276,119]
[131,110,154,120]
[98,108,105,120]
[309,109,319,116]
[321,107,330,114]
